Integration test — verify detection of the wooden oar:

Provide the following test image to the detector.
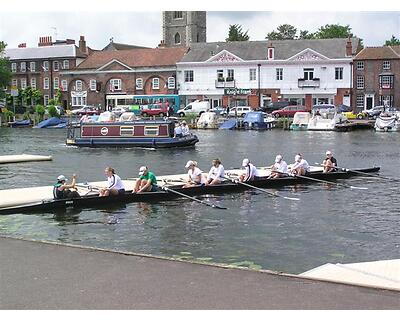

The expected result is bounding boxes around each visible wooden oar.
[75,183,101,191]
[314,162,400,182]
[161,183,227,210]
[223,176,300,201]
[293,174,368,190]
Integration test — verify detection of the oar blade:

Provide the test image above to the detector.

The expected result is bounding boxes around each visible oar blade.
[350,186,368,190]
[283,196,300,201]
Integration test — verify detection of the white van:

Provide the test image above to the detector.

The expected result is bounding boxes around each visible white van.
[177,100,210,117]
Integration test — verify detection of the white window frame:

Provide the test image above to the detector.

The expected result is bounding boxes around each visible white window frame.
[303,68,314,80]
[30,62,36,72]
[152,78,160,90]
[44,95,49,106]
[90,79,97,91]
[30,78,36,89]
[75,80,83,91]
[20,62,26,72]
[43,77,49,90]
[63,60,70,70]
[43,61,49,71]
[20,78,27,89]
[249,68,256,81]
[383,60,391,70]
[380,75,393,89]
[356,75,364,89]
[356,61,364,70]
[167,77,175,89]
[184,70,194,82]
[53,61,59,71]
[61,80,68,92]
[276,68,283,81]
[109,79,121,91]
[11,62,17,73]
[53,77,59,90]
[136,78,143,90]
[356,95,364,107]
[335,67,343,80]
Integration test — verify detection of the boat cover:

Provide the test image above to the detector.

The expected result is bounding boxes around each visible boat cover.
[35,117,64,128]
[219,119,237,130]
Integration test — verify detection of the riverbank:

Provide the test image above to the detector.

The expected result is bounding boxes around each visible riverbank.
[0,236,399,309]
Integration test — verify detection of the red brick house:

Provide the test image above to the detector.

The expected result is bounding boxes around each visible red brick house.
[353,45,400,110]
[61,47,188,110]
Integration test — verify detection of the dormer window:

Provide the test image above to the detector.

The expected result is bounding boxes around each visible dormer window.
[268,47,274,60]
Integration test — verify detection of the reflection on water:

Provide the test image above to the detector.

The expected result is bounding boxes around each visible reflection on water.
[0,127,399,273]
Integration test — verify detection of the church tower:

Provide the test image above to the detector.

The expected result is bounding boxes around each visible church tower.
[162,11,206,47]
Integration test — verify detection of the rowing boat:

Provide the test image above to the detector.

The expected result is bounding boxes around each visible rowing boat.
[0,167,380,214]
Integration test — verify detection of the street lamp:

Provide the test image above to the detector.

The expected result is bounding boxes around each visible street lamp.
[257,64,261,109]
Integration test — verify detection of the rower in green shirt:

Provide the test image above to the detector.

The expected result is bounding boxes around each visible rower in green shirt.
[133,166,159,193]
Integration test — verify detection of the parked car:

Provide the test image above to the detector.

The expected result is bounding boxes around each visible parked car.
[337,104,352,113]
[262,101,292,113]
[140,103,169,117]
[228,106,252,117]
[209,106,227,115]
[357,106,385,119]
[111,106,130,117]
[177,100,210,117]
[71,106,101,116]
[271,105,308,118]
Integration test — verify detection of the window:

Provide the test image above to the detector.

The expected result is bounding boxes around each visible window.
[379,95,393,107]
[44,95,49,106]
[184,70,194,82]
[31,78,36,89]
[356,75,364,89]
[249,68,256,81]
[20,62,26,72]
[30,62,36,72]
[109,79,121,91]
[167,77,175,89]
[11,63,16,72]
[136,78,143,90]
[382,60,391,70]
[217,69,224,81]
[144,126,159,136]
[303,68,314,80]
[174,33,181,44]
[356,61,364,70]
[227,69,234,81]
[53,77,59,90]
[20,78,27,89]
[63,60,69,70]
[335,67,343,80]
[356,95,364,107]
[90,79,97,91]
[276,68,283,81]
[152,78,160,90]
[43,77,49,89]
[75,80,83,91]
[173,11,183,19]
[53,61,59,71]
[72,94,87,106]
[12,79,17,86]
[380,75,393,89]
[43,61,49,71]
[61,80,68,91]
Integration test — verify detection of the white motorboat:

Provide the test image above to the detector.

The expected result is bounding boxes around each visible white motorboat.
[375,112,400,132]
[290,112,310,131]
[307,104,347,131]
[196,111,220,129]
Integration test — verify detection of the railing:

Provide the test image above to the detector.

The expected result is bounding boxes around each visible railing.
[298,78,320,88]
[215,79,236,88]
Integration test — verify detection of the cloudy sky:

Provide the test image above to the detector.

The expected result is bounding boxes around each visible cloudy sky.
[1,10,399,50]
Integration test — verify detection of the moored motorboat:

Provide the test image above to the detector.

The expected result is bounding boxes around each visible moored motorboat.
[307,105,347,131]
[290,112,310,131]
[375,113,400,132]
[8,119,32,128]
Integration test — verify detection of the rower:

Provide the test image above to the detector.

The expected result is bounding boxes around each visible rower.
[183,160,206,188]
[268,155,288,179]
[206,158,225,185]
[290,154,310,176]
[181,120,190,136]
[239,158,261,182]
[99,167,125,197]
[134,166,159,193]
[53,174,80,199]
[323,150,338,173]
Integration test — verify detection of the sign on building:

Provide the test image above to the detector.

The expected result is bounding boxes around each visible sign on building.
[224,88,251,95]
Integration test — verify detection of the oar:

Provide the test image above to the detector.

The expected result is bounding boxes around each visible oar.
[223,176,300,201]
[315,162,400,182]
[75,183,102,191]
[293,174,368,190]
[161,184,227,210]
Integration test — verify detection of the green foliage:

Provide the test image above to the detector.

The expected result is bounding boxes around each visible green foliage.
[31,89,42,105]
[54,89,62,105]
[47,105,60,118]
[48,98,56,106]
[35,104,45,121]
[298,30,315,40]
[0,41,11,99]
[183,112,198,123]
[385,35,400,46]
[314,24,353,39]
[266,24,298,40]
[2,108,14,122]
[23,111,31,120]
[226,24,249,41]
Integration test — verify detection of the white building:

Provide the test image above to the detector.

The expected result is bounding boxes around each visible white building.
[177,38,360,109]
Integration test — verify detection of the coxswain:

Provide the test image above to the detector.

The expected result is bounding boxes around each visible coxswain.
[99,167,125,197]
[323,150,338,173]
[206,158,225,185]
[183,160,206,188]
[268,155,288,179]
[239,158,261,182]
[53,174,80,199]
[134,166,159,193]
[181,120,190,136]
[174,123,183,137]
[290,154,310,176]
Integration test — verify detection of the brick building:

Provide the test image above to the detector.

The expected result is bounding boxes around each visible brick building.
[60,47,188,110]
[5,36,91,108]
[352,45,400,110]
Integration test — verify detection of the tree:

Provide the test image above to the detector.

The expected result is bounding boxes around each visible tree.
[0,41,11,100]
[266,24,298,40]
[313,24,353,39]
[385,35,400,46]
[226,24,249,41]
[298,30,315,40]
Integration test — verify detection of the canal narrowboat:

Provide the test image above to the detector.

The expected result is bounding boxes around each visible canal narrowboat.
[66,119,199,148]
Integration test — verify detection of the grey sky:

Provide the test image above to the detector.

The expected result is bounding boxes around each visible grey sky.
[1,11,399,50]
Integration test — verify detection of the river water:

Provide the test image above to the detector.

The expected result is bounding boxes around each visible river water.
[0,127,399,274]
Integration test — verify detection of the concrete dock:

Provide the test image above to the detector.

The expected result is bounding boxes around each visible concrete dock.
[0,236,399,309]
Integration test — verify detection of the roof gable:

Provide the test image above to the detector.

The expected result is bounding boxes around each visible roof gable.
[206,50,244,63]
[97,59,132,71]
[287,48,330,62]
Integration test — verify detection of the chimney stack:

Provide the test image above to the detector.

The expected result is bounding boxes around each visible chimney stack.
[79,35,87,54]
[346,37,352,57]
[158,40,167,48]
[18,43,27,48]
[38,36,53,47]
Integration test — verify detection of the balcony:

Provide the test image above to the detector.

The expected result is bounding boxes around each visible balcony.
[298,78,320,88]
[215,79,236,88]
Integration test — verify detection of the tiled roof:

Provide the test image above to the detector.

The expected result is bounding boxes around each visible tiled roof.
[5,44,80,60]
[76,47,188,69]
[354,46,400,60]
[180,38,360,62]
[102,42,150,51]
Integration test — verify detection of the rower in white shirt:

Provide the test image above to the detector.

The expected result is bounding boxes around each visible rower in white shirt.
[290,153,310,176]
[181,120,190,136]
[268,155,288,179]
[183,160,207,188]
[206,158,225,185]
[239,158,261,182]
